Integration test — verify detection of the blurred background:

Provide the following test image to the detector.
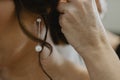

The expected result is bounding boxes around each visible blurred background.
[103,0,120,34]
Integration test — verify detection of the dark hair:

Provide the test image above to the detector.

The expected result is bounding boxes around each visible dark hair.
[13,0,68,79]
[14,0,68,45]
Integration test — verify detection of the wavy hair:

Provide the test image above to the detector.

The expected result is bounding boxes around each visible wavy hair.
[13,0,68,80]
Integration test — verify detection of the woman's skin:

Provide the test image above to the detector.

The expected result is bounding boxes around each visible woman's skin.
[60,0,120,50]
[58,0,120,80]
[96,0,120,50]
[0,1,89,80]
[0,0,119,80]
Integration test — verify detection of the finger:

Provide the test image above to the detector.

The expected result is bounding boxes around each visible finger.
[59,0,71,3]
[67,0,81,4]
[68,0,93,6]
[57,2,69,14]
[59,0,67,3]
[59,14,67,28]
[59,14,70,30]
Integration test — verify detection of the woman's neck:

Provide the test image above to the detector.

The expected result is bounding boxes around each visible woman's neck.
[0,40,50,80]
[0,14,52,80]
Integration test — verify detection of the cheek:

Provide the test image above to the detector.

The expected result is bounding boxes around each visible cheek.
[0,1,15,25]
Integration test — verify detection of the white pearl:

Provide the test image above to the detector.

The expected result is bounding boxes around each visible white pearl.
[35,45,42,52]
[37,18,41,22]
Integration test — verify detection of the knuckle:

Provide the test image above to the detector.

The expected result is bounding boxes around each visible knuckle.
[58,3,68,13]
[59,15,66,26]
[66,5,77,15]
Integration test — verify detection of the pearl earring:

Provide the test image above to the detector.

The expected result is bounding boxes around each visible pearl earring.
[35,18,42,53]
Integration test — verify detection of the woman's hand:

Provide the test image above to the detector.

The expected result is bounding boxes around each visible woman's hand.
[107,31,120,49]
[58,0,109,54]
[58,1,120,80]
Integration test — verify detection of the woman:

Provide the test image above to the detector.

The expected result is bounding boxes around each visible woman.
[0,0,89,80]
[0,0,119,80]
[56,0,120,67]
[58,0,120,80]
